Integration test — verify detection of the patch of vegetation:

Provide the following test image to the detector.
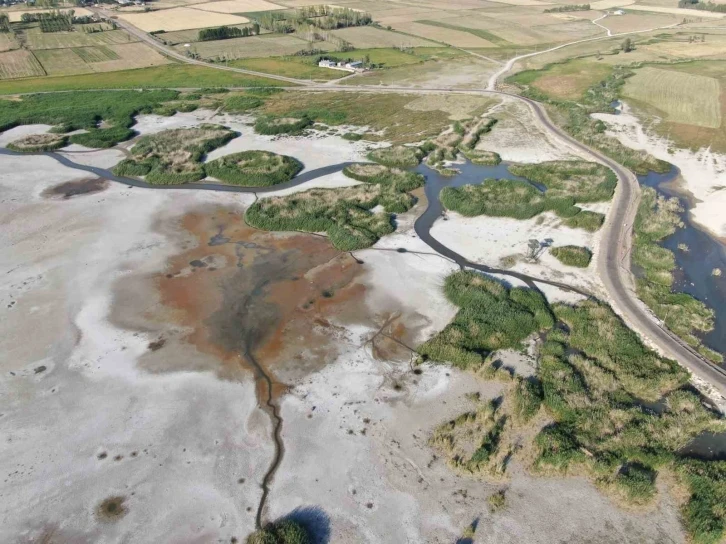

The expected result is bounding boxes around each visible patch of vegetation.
[633,187,719,361]
[508,64,670,175]
[342,132,363,141]
[459,148,501,166]
[0,90,178,148]
[550,245,592,268]
[7,132,68,152]
[247,518,310,544]
[367,145,423,167]
[113,126,237,184]
[487,489,507,512]
[509,161,617,202]
[544,3,589,11]
[423,270,726,541]
[205,150,302,186]
[245,164,424,250]
[255,115,313,135]
[441,178,604,232]
[223,94,264,113]
[419,271,553,369]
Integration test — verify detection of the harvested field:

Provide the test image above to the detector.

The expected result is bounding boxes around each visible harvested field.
[623,66,721,128]
[0,49,45,79]
[512,59,613,101]
[330,26,438,48]
[0,33,19,52]
[23,27,136,50]
[590,0,634,8]
[118,8,249,32]
[390,21,499,47]
[485,0,552,5]
[415,19,510,46]
[642,37,726,59]
[6,7,92,22]
[180,34,332,59]
[597,12,679,33]
[230,57,344,80]
[87,42,171,72]
[626,4,726,18]
[192,0,286,12]
[34,48,90,76]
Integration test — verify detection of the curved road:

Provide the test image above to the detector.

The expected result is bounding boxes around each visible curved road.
[18,12,726,396]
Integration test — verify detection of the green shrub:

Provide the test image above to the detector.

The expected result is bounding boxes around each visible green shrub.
[7,133,68,152]
[342,132,363,141]
[113,159,152,177]
[677,460,726,544]
[613,463,657,503]
[509,161,617,203]
[550,246,592,267]
[205,150,302,186]
[255,115,312,135]
[513,378,543,422]
[247,519,310,544]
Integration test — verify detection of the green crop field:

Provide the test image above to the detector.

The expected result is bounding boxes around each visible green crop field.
[623,66,722,129]
[509,59,613,101]
[0,63,290,94]
[229,57,344,81]
[178,33,335,60]
[0,49,45,79]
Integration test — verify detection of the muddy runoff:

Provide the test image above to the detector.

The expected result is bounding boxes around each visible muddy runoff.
[114,205,421,528]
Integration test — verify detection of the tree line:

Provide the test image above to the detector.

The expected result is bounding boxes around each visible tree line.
[544,4,590,12]
[198,24,260,41]
[678,0,726,12]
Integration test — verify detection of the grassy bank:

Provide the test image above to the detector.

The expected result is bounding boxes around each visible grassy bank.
[633,187,719,362]
[0,64,289,95]
[441,160,612,232]
[423,270,726,542]
[245,164,424,250]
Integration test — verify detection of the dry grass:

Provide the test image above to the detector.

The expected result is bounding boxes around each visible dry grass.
[0,33,19,53]
[390,21,498,47]
[193,0,285,12]
[34,48,90,76]
[179,34,332,59]
[623,66,721,128]
[6,7,92,22]
[0,49,45,79]
[598,12,679,33]
[118,7,249,32]
[404,94,499,120]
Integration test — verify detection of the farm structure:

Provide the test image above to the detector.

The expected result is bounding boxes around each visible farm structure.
[318,58,365,72]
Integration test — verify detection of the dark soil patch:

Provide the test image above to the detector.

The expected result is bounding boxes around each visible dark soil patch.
[96,496,127,522]
[42,178,109,199]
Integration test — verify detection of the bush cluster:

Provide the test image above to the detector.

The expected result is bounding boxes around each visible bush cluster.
[205,150,302,186]
[550,245,592,267]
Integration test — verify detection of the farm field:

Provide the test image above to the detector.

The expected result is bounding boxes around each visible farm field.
[117,7,250,32]
[0,49,45,79]
[330,25,438,48]
[597,12,679,33]
[0,33,18,52]
[623,66,722,128]
[22,27,137,50]
[178,33,334,59]
[0,63,288,93]
[509,59,614,100]
[388,21,500,48]
[192,0,287,13]
[34,48,92,76]
[5,7,93,22]
[157,24,266,45]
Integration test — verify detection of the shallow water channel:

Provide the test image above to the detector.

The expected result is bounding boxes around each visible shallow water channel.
[638,167,726,361]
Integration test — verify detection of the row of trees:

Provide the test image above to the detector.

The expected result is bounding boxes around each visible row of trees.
[20,10,76,32]
[678,0,726,11]
[0,14,9,32]
[252,5,372,34]
[544,4,589,12]
[198,23,260,41]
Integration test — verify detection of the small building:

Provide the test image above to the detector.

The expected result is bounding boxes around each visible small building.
[345,61,364,70]
[613,9,625,15]
[318,59,336,68]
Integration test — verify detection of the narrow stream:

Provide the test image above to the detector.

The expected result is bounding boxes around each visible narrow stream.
[637,166,726,360]
[412,160,590,296]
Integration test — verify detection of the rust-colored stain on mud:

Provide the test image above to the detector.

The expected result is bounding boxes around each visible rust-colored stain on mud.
[153,206,366,391]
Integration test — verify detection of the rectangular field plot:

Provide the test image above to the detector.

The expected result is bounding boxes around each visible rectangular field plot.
[118,8,249,32]
[0,49,45,79]
[0,33,19,53]
[192,0,286,13]
[73,46,121,63]
[87,42,171,72]
[34,48,92,76]
[24,28,136,50]
[6,7,93,22]
[391,21,499,48]
[623,66,722,128]
[330,26,438,48]
[179,34,334,59]
[158,23,265,44]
